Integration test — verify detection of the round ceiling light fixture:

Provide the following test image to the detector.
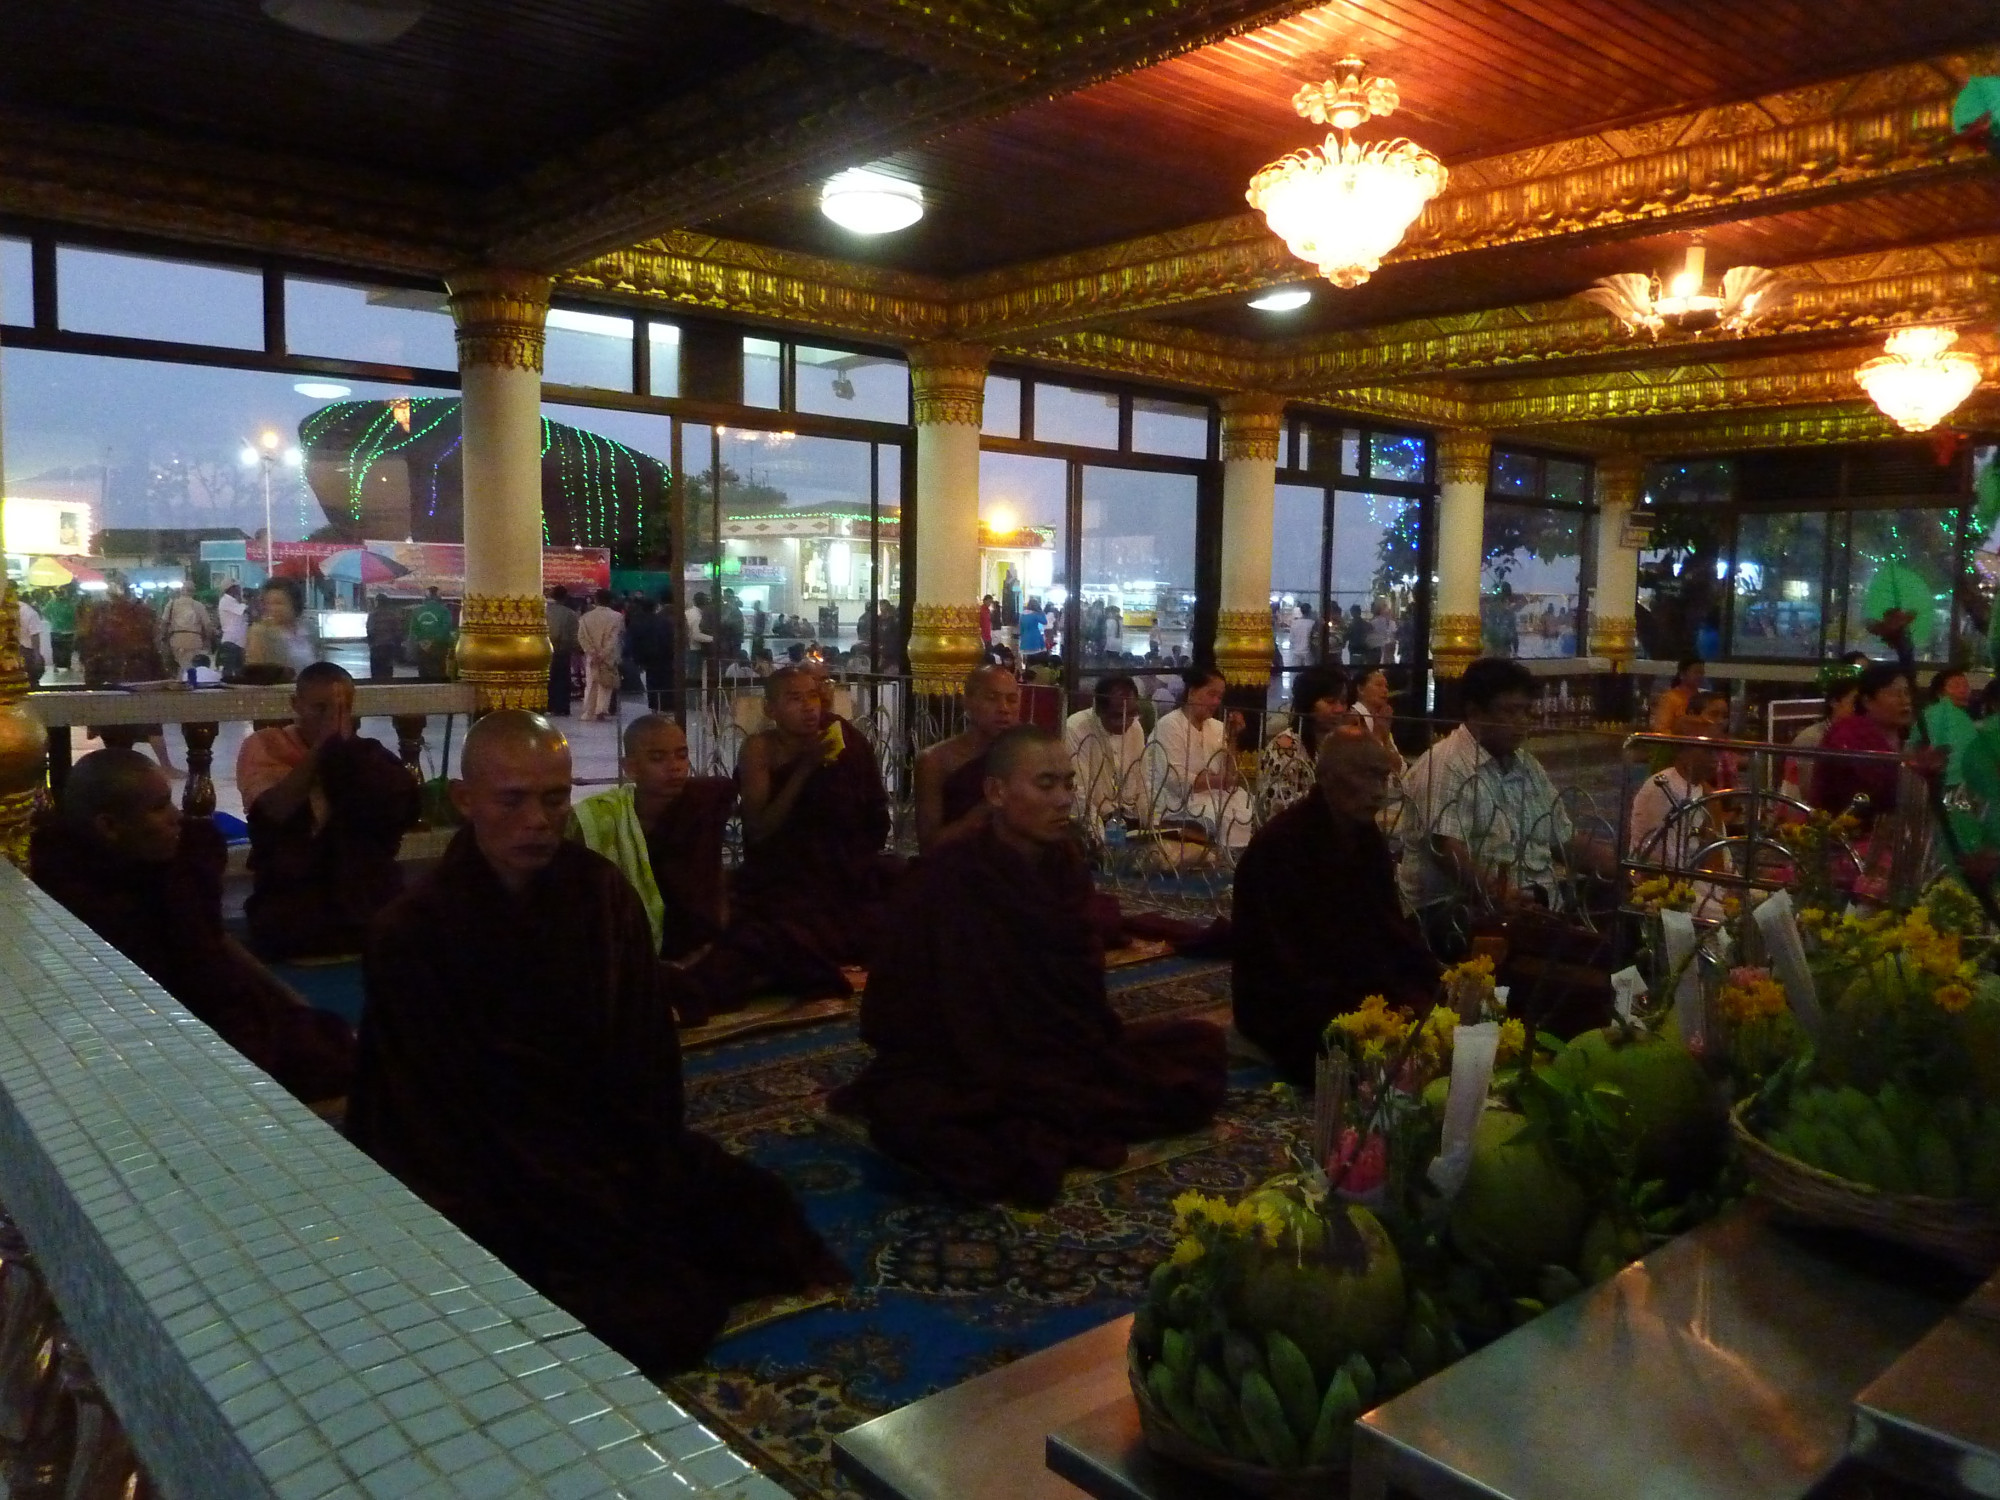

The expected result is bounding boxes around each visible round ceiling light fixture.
[262,0,426,44]
[293,381,353,399]
[1249,289,1313,312]
[820,169,924,235]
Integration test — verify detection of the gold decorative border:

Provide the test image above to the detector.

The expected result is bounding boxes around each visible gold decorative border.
[455,592,552,714]
[1435,430,1492,488]
[445,270,555,374]
[1430,613,1485,679]
[1218,392,1285,461]
[1591,615,1638,664]
[1594,453,1647,510]
[906,602,986,694]
[1213,608,1273,686]
[909,342,993,427]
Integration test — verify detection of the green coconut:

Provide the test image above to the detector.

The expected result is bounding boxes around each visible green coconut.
[1554,1028,1725,1193]
[1229,1197,1407,1387]
[1448,1110,1590,1283]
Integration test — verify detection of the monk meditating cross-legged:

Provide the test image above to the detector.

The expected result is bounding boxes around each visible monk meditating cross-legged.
[1231,732,1440,1085]
[913,664,1020,853]
[831,725,1227,1207]
[236,661,420,961]
[348,711,846,1373]
[30,749,355,1104]
[733,666,894,967]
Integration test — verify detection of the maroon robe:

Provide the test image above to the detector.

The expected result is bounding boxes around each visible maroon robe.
[830,822,1226,1206]
[1231,793,1441,1085]
[939,746,991,833]
[245,734,421,961]
[733,717,893,965]
[29,815,354,1103]
[644,777,734,961]
[348,834,843,1373]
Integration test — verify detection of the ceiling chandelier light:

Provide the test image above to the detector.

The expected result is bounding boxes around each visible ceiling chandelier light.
[1246,57,1445,290]
[1579,244,1792,339]
[819,169,924,235]
[1249,289,1313,312]
[1855,327,1983,433]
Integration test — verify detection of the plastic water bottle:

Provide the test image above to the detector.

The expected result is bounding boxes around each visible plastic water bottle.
[1103,814,1128,851]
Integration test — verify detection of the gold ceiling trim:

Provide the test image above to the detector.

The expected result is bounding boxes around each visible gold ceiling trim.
[1618,396,2000,455]
[994,326,1260,392]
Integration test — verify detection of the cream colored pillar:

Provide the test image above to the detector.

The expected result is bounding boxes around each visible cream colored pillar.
[1214,392,1286,688]
[906,342,990,694]
[1590,452,1645,664]
[1431,428,1492,679]
[445,269,553,712]
[0,278,47,865]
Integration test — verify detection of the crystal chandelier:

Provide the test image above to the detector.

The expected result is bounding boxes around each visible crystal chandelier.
[1579,245,1792,338]
[1855,327,1983,433]
[1246,57,1446,290]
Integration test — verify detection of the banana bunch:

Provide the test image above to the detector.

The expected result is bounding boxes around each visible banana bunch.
[1130,1264,1462,1471]
[1764,1083,2000,1202]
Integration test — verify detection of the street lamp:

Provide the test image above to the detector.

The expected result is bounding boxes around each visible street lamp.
[240,429,286,574]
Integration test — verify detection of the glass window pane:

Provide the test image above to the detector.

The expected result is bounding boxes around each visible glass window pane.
[1491,450,1539,496]
[794,346,908,423]
[873,444,903,668]
[1844,508,1959,662]
[982,374,1021,438]
[1131,397,1208,459]
[716,430,876,657]
[1369,431,1427,483]
[1331,492,1420,666]
[647,322,681,399]
[1548,458,1589,504]
[743,337,783,409]
[1637,510,1727,661]
[2,238,29,327]
[59,246,264,349]
[1730,511,1825,658]
[1034,383,1119,449]
[539,402,670,564]
[542,308,633,392]
[1081,466,1198,668]
[285,277,457,369]
[980,451,1067,662]
[1648,458,1734,505]
[1277,420,1294,472]
[1272,484,1325,668]
[1481,501,1582,658]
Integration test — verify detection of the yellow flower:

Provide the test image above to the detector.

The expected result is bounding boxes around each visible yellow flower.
[1170,1236,1206,1266]
[1934,982,1973,1014]
[1497,1018,1527,1064]
[1716,965,1787,1024]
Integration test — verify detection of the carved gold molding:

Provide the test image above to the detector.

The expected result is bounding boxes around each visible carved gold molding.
[1591,615,1639,665]
[0,583,45,869]
[1615,393,2000,455]
[445,271,555,374]
[1430,613,1485,680]
[1594,453,1647,511]
[455,592,553,714]
[1218,392,1285,462]
[1436,430,1493,488]
[909,342,993,426]
[906,602,986,694]
[1213,608,1273,687]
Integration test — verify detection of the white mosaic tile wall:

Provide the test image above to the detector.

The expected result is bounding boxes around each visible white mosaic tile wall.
[0,861,785,1500]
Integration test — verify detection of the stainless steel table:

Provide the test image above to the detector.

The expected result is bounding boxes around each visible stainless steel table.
[1849,1271,2000,1500]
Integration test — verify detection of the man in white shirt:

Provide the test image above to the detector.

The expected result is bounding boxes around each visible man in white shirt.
[216,582,249,675]
[1144,666,1254,848]
[1629,718,1729,920]
[16,596,49,685]
[576,589,625,722]
[1064,674,1145,828]
[684,590,715,692]
[1400,657,1604,935]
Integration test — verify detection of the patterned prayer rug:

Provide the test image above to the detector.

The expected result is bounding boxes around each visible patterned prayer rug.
[668,959,1304,1499]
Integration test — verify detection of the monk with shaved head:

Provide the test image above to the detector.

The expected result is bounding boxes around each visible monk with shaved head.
[832,725,1226,1206]
[30,748,354,1103]
[914,664,1022,853]
[349,711,845,1372]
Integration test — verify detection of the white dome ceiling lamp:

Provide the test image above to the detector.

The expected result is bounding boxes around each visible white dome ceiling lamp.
[1249,288,1313,312]
[1579,243,1793,339]
[262,0,425,44]
[1246,57,1446,290]
[819,169,924,236]
[1855,327,1984,433]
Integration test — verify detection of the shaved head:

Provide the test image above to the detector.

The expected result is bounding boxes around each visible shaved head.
[982,725,1074,844]
[1316,732,1399,823]
[622,712,684,758]
[453,711,573,890]
[462,710,568,782]
[963,664,1014,699]
[986,723,1062,782]
[62,749,182,863]
[963,665,1020,739]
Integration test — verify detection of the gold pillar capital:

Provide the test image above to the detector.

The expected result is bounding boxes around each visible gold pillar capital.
[1218,391,1286,462]
[1436,428,1492,488]
[1594,451,1648,511]
[1591,614,1638,665]
[455,593,552,713]
[908,341,992,427]
[445,269,554,373]
[905,603,986,694]
[1431,612,1484,679]
[1213,608,1273,687]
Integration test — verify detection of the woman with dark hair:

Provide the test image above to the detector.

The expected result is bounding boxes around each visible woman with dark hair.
[1143,665,1254,847]
[243,578,315,683]
[1812,661,1918,825]
[1261,668,1351,793]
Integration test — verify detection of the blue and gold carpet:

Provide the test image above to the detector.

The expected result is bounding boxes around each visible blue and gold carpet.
[672,958,1303,1499]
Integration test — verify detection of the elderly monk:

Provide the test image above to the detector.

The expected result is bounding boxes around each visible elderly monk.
[831,725,1227,1206]
[236,661,420,961]
[349,712,845,1373]
[1231,733,1440,1086]
[914,665,1021,852]
[30,749,353,1103]
[734,666,893,966]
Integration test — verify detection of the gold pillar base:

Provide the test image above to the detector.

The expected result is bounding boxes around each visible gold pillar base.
[456,594,552,714]
[0,583,47,867]
[1214,608,1273,688]
[1430,612,1484,680]
[906,603,985,695]
[1591,614,1638,665]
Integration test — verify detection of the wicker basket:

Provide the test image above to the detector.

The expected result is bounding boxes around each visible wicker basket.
[1730,1102,2000,1274]
[1129,1365,1348,1499]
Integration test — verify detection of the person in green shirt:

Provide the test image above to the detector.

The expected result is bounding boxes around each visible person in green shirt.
[41,586,77,670]
[1921,667,1978,787]
[406,587,455,682]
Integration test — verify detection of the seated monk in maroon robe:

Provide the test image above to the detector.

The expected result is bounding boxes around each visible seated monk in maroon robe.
[913,664,1020,853]
[734,667,894,966]
[348,712,846,1374]
[30,749,354,1103]
[236,662,420,961]
[831,725,1227,1206]
[569,714,845,1026]
[1232,733,1441,1085]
